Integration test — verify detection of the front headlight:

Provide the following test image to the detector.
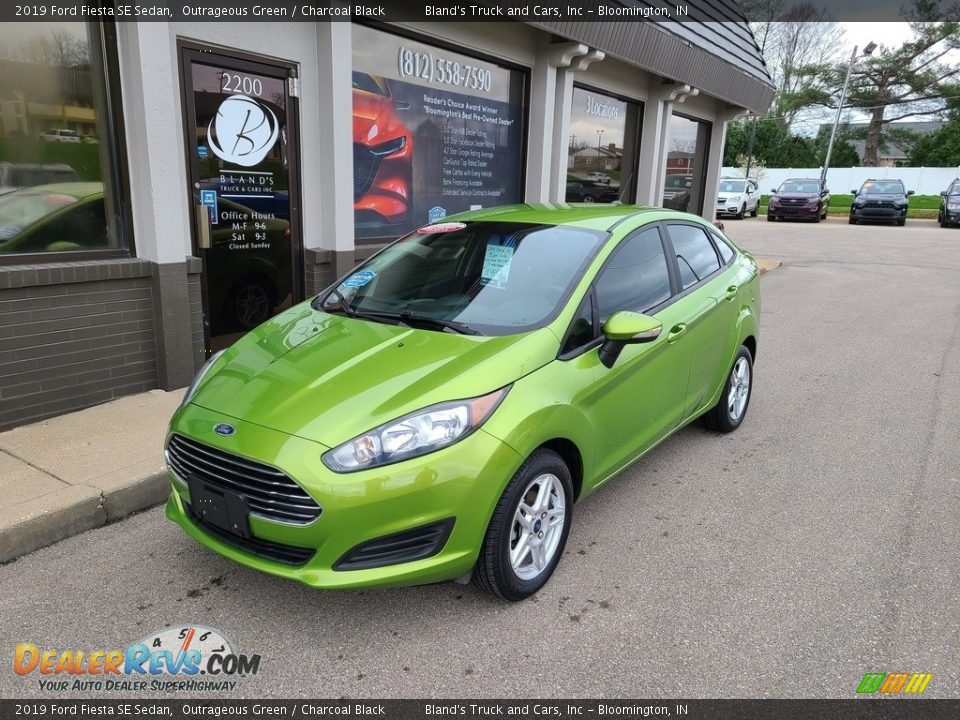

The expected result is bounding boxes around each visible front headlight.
[322,387,509,472]
[178,349,225,410]
[948,201,960,210]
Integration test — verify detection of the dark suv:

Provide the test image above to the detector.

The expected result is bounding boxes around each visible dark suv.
[849,179,913,226]
[938,178,960,228]
[767,178,829,222]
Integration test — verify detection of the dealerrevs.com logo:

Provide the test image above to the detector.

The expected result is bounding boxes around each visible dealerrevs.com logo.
[13,625,261,693]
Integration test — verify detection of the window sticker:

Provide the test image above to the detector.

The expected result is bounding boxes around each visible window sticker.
[343,270,377,288]
[481,241,515,289]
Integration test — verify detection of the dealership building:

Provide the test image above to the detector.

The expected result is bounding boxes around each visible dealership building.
[0,14,773,428]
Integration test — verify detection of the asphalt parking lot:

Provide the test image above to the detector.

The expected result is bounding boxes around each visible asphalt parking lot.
[2,218,959,699]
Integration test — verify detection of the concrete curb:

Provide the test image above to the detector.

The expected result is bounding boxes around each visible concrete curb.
[0,389,183,564]
[0,486,106,564]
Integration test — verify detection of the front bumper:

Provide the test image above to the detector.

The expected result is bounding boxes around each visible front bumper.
[715,201,745,217]
[850,205,907,222]
[165,402,523,589]
[768,203,819,219]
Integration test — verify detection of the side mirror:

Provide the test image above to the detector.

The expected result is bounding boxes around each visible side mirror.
[850,189,858,195]
[598,311,662,368]
[940,191,948,197]
[822,189,829,195]
[907,190,915,196]
[770,188,777,194]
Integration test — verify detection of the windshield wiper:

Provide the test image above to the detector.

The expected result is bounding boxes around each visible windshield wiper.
[320,288,408,327]
[396,312,480,335]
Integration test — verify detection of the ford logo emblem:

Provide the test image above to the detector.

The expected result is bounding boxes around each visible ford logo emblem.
[214,423,236,437]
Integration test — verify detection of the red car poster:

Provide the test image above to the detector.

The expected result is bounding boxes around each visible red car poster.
[352,25,526,239]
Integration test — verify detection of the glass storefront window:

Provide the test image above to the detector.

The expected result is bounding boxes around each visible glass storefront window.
[662,113,711,215]
[352,25,527,242]
[0,22,126,258]
[568,86,642,204]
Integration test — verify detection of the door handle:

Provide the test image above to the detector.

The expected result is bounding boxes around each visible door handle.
[667,323,687,343]
[724,285,739,302]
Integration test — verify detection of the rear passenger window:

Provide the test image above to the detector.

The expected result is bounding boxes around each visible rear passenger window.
[668,224,721,289]
[712,233,735,264]
[595,226,672,321]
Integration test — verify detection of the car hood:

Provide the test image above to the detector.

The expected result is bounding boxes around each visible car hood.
[773,192,821,200]
[856,193,906,202]
[191,303,559,447]
[717,192,744,200]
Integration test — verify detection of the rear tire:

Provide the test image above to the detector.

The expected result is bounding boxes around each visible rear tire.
[750,204,759,218]
[473,449,573,602]
[702,345,753,433]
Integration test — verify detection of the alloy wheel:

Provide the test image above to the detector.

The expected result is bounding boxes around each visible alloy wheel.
[727,356,751,422]
[509,473,566,581]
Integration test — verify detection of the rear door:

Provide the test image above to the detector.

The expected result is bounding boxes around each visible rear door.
[662,222,740,417]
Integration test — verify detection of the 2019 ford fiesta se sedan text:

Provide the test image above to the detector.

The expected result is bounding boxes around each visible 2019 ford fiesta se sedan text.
[165,204,760,601]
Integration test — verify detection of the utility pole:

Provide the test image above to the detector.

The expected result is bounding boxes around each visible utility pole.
[821,42,875,189]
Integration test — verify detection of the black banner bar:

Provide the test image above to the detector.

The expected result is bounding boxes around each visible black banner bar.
[2,700,960,720]
[1,0,959,23]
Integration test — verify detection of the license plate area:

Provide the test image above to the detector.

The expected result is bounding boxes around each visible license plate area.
[188,476,251,539]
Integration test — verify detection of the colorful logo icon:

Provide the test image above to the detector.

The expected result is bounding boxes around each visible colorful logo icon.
[214,423,236,437]
[856,672,932,695]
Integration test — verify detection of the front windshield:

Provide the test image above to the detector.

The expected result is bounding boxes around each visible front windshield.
[778,181,820,193]
[720,181,745,193]
[319,221,607,336]
[861,181,904,194]
[950,184,960,196]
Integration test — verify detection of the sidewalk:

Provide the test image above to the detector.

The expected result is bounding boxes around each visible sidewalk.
[0,258,781,564]
[0,389,184,563]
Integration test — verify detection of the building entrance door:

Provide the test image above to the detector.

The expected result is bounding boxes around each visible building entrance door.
[180,45,303,353]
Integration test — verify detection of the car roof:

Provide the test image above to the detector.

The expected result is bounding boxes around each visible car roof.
[6,181,102,199]
[443,203,698,231]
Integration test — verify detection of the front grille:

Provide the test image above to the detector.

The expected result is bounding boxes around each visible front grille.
[335,519,455,571]
[184,503,315,565]
[862,201,896,209]
[167,434,322,524]
[353,144,382,200]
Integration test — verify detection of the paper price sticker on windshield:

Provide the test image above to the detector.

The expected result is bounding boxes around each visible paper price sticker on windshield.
[482,243,514,289]
[417,222,466,234]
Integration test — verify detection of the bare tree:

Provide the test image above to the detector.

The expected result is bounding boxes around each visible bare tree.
[15,30,88,66]
[745,1,845,130]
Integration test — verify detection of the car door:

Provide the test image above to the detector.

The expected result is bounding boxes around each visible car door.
[662,222,741,418]
[557,224,692,479]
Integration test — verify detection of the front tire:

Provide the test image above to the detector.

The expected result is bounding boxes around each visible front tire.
[702,345,753,433]
[736,203,745,220]
[766,213,775,222]
[473,449,573,601]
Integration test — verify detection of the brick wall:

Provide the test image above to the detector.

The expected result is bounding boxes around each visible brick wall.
[0,259,158,429]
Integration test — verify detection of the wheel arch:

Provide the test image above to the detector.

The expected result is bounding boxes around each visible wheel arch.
[539,438,584,501]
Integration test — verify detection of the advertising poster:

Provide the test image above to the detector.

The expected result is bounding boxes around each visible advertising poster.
[352,25,526,239]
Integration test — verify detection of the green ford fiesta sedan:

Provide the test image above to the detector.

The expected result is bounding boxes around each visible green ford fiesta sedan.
[165,204,760,601]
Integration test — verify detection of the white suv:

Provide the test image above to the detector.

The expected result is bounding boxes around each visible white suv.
[716,177,760,219]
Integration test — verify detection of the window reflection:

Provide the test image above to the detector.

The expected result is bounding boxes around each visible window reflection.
[0,22,122,256]
[662,114,711,215]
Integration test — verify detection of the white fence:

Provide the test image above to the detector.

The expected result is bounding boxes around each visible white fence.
[721,167,960,195]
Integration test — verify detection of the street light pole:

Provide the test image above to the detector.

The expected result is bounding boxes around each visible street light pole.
[821,42,875,189]
[596,129,604,169]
